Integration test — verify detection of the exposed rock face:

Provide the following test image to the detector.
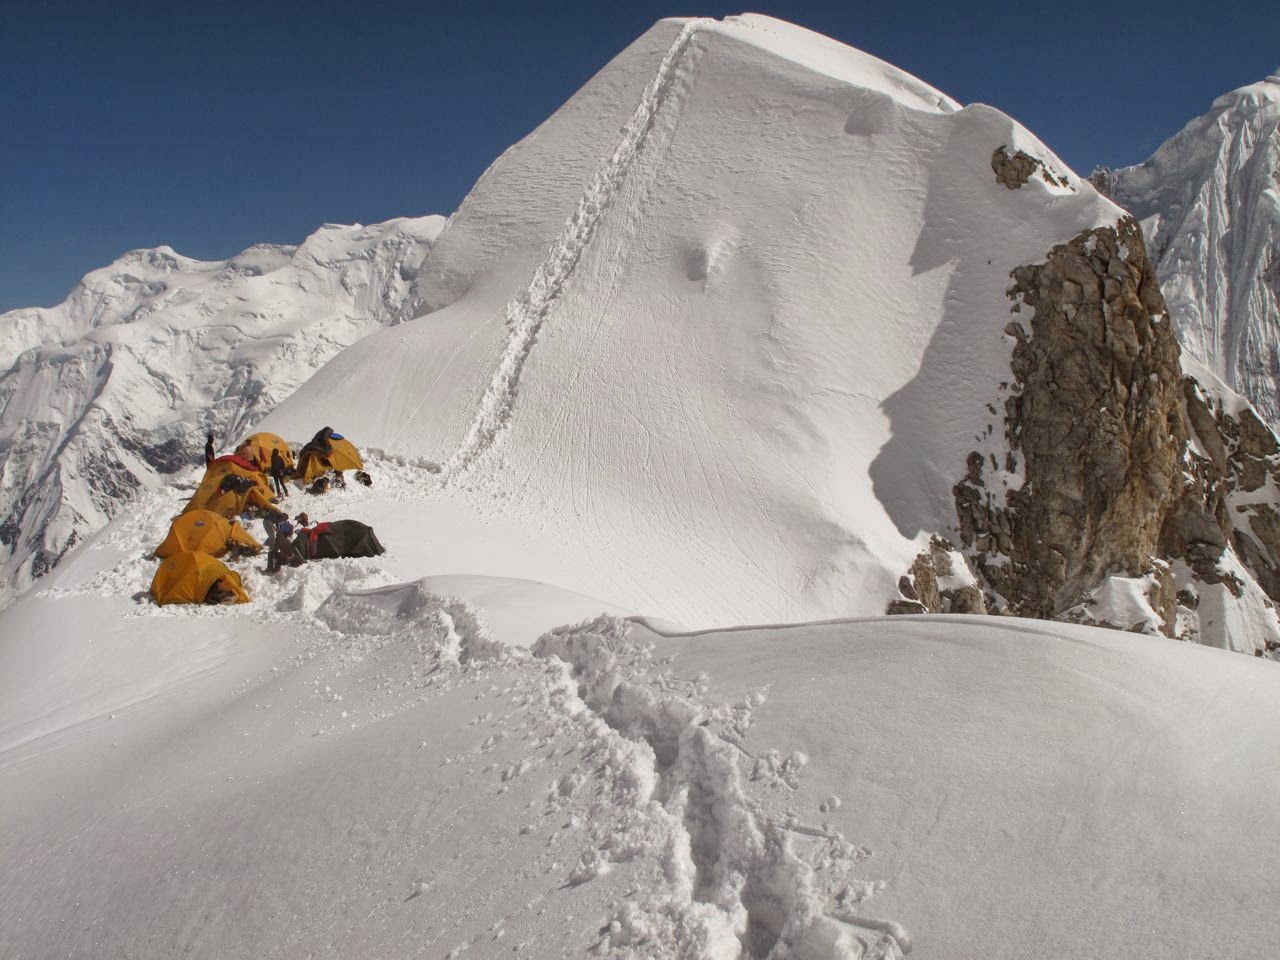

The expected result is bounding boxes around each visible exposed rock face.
[1176,379,1280,602]
[886,536,986,616]
[991,146,1069,190]
[948,215,1280,654]
[954,217,1185,616]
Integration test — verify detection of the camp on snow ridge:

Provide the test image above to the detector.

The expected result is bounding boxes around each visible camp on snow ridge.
[146,428,383,606]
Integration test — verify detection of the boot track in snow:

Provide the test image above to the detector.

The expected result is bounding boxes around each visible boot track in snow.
[440,19,712,478]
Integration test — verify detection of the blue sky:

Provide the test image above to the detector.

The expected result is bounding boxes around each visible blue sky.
[2,0,1276,312]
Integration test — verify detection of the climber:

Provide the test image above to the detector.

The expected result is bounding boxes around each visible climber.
[266,517,295,573]
[204,432,215,467]
[269,448,289,499]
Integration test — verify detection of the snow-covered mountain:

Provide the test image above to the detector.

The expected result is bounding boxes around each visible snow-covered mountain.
[263,16,1279,652]
[4,15,1280,960]
[1099,72,1280,425]
[0,216,442,604]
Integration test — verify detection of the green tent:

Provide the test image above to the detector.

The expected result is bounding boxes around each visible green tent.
[288,520,385,564]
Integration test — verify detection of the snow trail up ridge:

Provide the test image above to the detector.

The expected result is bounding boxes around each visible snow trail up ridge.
[440,18,711,478]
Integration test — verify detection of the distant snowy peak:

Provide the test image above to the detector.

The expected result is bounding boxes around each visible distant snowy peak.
[0,215,443,605]
[0,218,442,371]
[1101,72,1280,425]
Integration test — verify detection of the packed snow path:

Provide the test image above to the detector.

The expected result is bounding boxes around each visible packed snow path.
[442,19,710,477]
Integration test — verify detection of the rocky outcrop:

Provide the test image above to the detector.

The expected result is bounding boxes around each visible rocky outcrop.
[953,217,1186,617]
[945,215,1280,654]
[991,146,1069,190]
[886,536,986,616]
[1175,379,1280,602]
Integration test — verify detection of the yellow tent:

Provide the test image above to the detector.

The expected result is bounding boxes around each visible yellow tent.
[154,510,262,559]
[150,551,250,606]
[235,432,295,473]
[183,455,277,518]
[297,437,363,482]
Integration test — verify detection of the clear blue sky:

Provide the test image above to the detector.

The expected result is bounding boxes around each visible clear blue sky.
[2,0,1276,312]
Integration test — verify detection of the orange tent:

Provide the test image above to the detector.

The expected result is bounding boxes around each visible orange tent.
[150,551,250,606]
[154,510,262,559]
[296,437,364,482]
[235,432,295,473]
[184,455,277,518]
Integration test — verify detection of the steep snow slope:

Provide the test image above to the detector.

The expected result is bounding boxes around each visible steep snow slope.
[264,14,1116,629]
[3,472,1276,959]
[1105,74,1280,424]
[0,217,442,604]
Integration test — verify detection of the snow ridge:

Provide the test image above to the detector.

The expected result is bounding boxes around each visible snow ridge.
[48,459,906,959]
[440,19,711,478]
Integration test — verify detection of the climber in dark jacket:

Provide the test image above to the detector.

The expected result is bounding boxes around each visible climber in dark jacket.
[204,432,215,467]
[269,448,288,499]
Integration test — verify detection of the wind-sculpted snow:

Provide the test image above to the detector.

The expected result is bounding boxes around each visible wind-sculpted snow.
[0,216,442,605]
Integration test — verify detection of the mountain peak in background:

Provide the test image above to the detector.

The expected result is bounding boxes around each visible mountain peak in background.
[1098,71,1280,427]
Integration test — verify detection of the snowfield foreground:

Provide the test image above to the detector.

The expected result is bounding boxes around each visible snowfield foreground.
[2,461,1278,959]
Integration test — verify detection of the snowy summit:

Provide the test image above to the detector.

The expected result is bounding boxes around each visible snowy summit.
[2,14,1280,960]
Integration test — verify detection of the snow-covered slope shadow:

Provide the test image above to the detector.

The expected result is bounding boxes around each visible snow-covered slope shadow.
[869,107,1111,539]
